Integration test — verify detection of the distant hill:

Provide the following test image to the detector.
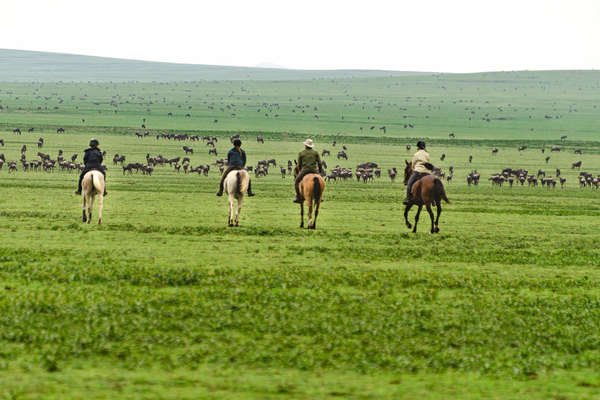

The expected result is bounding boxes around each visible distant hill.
[0,49,428,82]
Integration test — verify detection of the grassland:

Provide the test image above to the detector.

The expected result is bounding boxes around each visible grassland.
[1,71,600,399]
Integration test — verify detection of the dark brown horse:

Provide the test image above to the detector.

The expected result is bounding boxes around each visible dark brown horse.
[404,161,449,233]
[294,166,325,229]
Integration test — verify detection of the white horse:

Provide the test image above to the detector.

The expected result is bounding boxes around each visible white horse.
[81,170,105,224]
[224,169,250,226]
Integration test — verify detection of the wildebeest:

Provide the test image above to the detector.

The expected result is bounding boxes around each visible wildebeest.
[208,148,218,156]
[518,146,528,152]
[183,146,194,154]
[551,146,561,152]
[322,149,331,157]
[572,161,582,169]
[337,151,348,160]
[257,136,264,144]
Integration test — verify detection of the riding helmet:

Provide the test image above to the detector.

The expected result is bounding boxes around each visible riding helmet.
[233,139,242,147]
[417,140,426,149]
[89,138,100,147]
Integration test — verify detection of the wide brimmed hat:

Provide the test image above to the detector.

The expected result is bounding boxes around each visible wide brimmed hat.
[303,139,314,148]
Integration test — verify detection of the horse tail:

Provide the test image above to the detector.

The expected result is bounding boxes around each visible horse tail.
[434,178,450,203]
[313,176,322,204]
[235,171,241,195]
[92,171,103,194]
[239,170,249,193]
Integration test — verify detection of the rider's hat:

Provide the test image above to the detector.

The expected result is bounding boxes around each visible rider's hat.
[89,138,99,147]
[303,139,314,148]
[416,140,426,149]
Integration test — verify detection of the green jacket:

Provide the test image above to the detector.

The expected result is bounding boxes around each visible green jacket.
[297,148,323,173]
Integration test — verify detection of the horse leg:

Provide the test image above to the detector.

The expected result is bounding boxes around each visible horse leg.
[235,196,243,226]
[426,203,435,234]
[82,193,87,222]
[412,205,422,233]
[98,193,104,224]
[87,194,93,224]
[404,203,413,229]
[434,202,441,233]
[308,200,314,229]
[300,202,304,228]
[228,194,234,226]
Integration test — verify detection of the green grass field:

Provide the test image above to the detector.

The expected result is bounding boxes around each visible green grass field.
[1,68,600,399]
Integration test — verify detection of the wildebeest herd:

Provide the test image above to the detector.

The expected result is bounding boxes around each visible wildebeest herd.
[1,130,599,231]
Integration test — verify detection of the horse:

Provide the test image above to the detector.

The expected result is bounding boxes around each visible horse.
[81,170,105,224]
[224,169,250,227]
[294,167,325,229]
[403,161,449,233]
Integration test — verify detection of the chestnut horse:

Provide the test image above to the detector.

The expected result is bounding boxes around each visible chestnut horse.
[294,167,325,229]
[403,161,449,233]
[81,170,105,224]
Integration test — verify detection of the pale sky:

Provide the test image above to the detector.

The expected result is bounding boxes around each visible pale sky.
[2,0,599,72]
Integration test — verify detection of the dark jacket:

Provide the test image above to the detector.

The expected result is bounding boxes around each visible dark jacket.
[227,147,246,167]
[84,147,103,168]
[297,148,322,173]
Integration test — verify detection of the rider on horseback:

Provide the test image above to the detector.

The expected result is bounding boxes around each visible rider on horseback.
[403,140,434,205]
[293,139,324,203]
[75,138,107,196]
[216,139,255,197]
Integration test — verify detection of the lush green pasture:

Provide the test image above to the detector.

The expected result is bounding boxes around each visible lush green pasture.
[1,70,600,141]
[1,73,600,398]
[1,128,600,398]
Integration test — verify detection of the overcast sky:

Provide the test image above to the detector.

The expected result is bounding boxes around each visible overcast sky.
[2,0,599,72]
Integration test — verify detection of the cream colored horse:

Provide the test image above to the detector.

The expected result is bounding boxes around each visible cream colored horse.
[224,169,250,226]
[81,170,105,224]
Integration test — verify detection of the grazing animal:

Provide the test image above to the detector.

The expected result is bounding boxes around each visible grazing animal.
[224,169,250,227]
[295,166,325,229]
[81,170,105,224]
[572,161,582,169]
[403,161,449,234]
[322,149,331,157]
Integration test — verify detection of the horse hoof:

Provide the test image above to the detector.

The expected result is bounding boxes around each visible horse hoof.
[406,223,412,229]
[228,223,233,227]
[98,220,102,225]
[434,227,440,233]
